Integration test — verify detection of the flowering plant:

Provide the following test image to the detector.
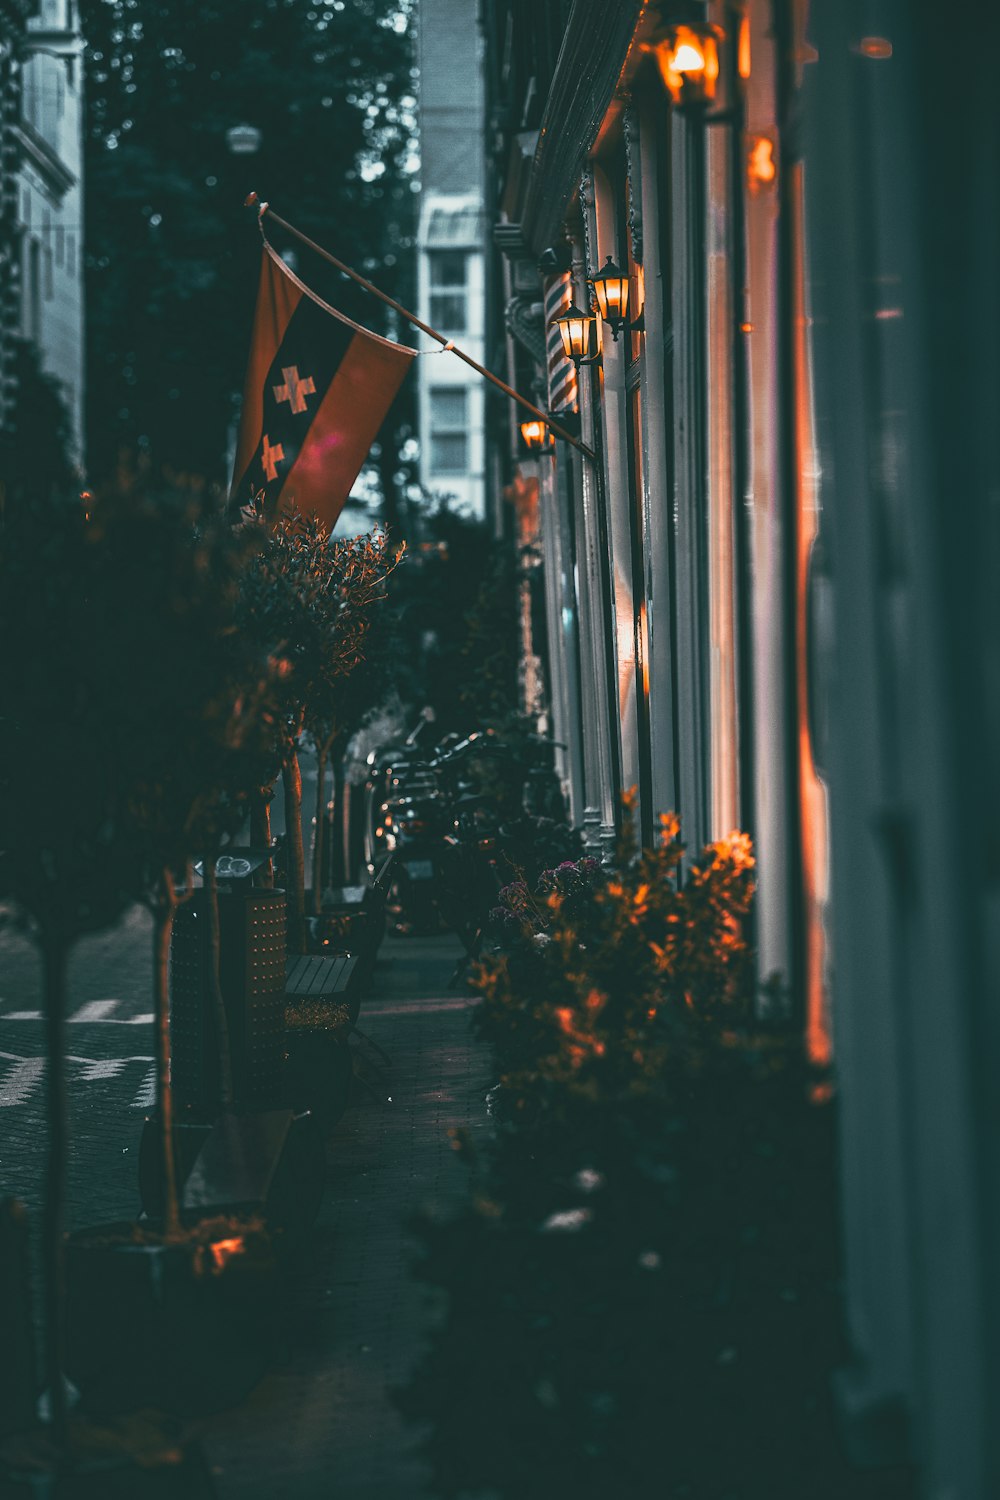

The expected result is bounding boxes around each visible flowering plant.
[475,808,757,1108]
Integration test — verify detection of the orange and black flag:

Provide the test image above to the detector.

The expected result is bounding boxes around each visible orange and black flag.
[230,242,416,531]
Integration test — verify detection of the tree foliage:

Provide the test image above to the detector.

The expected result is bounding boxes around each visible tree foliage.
[78,0,417,488]
[235,500,402,940]
[0,340,79,518]
[237,502,402,754]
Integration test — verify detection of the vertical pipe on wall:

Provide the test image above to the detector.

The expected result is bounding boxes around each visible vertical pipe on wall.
[571,223,619,856]
[635,86,680,828]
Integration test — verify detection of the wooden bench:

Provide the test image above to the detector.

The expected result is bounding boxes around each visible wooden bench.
[285,952,359,1001]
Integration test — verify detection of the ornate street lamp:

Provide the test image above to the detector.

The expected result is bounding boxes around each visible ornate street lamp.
[589,255,645,342]
[550,302,601,370]
[225,123,263,156]
[641,22,723,109]
[520,419,555,453]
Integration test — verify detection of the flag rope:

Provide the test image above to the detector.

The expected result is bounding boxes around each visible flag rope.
[247,194,596,463]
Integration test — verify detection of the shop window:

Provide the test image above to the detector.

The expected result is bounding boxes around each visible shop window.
[428,252,468,333]
[430,386,468,473]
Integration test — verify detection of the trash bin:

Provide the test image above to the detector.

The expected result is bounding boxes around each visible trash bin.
[170,882,286,1114]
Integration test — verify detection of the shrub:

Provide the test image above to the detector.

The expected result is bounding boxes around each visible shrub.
[401,812,914,1500]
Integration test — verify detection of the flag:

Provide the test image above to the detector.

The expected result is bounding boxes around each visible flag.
[230,244,416,531]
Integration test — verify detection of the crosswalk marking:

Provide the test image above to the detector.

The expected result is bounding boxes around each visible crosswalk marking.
[71,1057,128,1082]
[131,1065,157,1110]
[0,1055,46,1107]
[71,1000,119,1023]
[0,1051,154,1108]
[1,1000,154,1025]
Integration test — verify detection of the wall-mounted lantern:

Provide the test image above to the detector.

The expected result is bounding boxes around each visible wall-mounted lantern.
[520,419,555,453]
[551,302,602,370]
[641,22,723,109]
[589,255,645,342]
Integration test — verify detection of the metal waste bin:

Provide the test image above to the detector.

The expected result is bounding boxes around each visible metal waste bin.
[170,884,286,1113]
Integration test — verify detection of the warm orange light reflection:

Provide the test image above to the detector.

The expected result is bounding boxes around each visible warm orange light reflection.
[858,35,892,58]
[748,136,777,188]
[210,1236,246,1271]
[738,16,751,78]
[790,161,831,1069]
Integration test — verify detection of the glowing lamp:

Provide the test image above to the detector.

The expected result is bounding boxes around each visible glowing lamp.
[589,254,644,342]
[225,123,262,156]
[642,23,722,108]
[520,419,554,452]
[551,302,600,368]
[590,256,629,335]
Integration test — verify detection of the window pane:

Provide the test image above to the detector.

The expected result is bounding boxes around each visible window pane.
[430,388,467,427]
[430,433,468,473]
[430,291,467,332]
[429,251,467,287]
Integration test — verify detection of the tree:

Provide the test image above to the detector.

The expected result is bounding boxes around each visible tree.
[236,502,401,950]
[0,338,79,515]
[305,541,397,909]
[0,492,141,1449]
[87,492,280,1240]
[78,0,417,493]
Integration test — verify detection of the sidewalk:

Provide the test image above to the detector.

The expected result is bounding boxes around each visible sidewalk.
[203,933,493,1499]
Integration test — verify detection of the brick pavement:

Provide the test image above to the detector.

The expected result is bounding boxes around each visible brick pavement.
[0,904,156,1229]
[0,911,494,1496]
[203,933,493,1499]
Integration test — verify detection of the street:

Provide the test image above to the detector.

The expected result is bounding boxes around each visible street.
[0,904,156,1228]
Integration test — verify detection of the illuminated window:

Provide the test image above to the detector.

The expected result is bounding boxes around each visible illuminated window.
[428,252,468,333]
[430,387,468,473]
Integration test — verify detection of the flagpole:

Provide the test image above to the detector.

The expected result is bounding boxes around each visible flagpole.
[247,194,596,463]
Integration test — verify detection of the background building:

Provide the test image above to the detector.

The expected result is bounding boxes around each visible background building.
[16,0,83,462]
[0,0,34,452]
[414,0,486,520]
[481,2,1000,1495]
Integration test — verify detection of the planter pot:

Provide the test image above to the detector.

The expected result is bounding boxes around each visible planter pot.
[65,1220,278,1418]
[137,1114,214,1221]
[284,1030,353,1133]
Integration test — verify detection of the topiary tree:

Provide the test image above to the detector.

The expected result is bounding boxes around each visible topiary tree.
[85,491,280,1235]
[236,502,401,949]
[0,487,276,1445]
[304,537,397,910]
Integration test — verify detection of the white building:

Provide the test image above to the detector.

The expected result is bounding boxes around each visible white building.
[17,0,83,460]
[414,0,485,520]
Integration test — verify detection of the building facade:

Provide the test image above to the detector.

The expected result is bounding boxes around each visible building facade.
[16,0,83,461]
[0,0,33,449]
[414,0,486,519]
[482,2,1000,1496]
